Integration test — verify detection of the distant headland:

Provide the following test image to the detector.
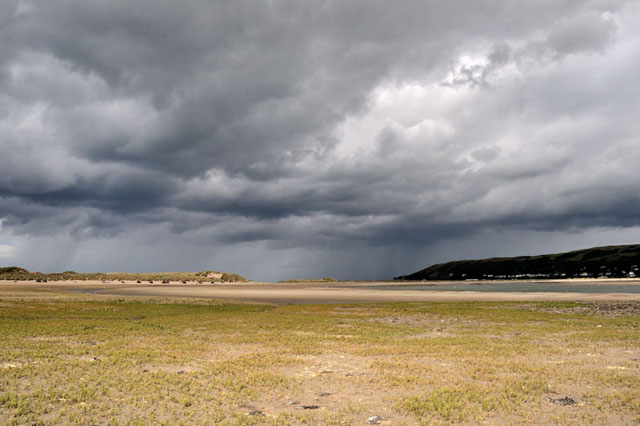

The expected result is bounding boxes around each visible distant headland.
[395,244,640,281]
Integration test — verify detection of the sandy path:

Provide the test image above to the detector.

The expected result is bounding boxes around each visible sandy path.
[3,280,639,304]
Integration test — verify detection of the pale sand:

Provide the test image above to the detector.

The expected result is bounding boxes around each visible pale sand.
[2,280,640,304]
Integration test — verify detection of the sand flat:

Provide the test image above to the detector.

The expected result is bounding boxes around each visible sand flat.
[2,280,640,304]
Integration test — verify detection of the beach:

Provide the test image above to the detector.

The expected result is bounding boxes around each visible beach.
[2,279,640,304]
[1,279,639,424]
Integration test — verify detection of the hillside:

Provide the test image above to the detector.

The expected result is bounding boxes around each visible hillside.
[395,244,640,281]
[0,267,247,283]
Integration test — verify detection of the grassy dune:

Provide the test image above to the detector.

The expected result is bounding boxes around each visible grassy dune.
[0,267,247,283]
[0,286,639,424]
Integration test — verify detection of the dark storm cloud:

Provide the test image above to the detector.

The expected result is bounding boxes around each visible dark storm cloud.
[1,0,640,279]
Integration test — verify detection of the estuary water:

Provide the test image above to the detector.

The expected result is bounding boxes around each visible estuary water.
[367,282,640,293]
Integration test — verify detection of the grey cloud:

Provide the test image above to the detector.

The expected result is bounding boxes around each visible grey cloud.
[4,0,613,174]
[470,146,500,163]
[1,0,639,279]
[547,11,617,56]
[441,43,512,88]
[513,11,618,71]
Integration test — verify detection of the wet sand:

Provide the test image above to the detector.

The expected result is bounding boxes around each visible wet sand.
[3,280,640,304]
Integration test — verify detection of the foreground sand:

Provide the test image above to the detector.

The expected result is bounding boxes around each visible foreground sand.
[2,279,640,304]
[1,284,639,425]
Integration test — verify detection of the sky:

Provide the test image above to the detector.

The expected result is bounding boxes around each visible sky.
[1,0,640,281]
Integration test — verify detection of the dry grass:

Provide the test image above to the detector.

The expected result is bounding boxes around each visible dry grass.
[0,287,639,425]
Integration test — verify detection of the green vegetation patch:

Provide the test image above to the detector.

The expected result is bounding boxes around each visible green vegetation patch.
[0,267,248,282]
[1,296,639,424]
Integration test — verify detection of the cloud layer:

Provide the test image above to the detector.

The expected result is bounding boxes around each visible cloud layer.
[1,0,640,280]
